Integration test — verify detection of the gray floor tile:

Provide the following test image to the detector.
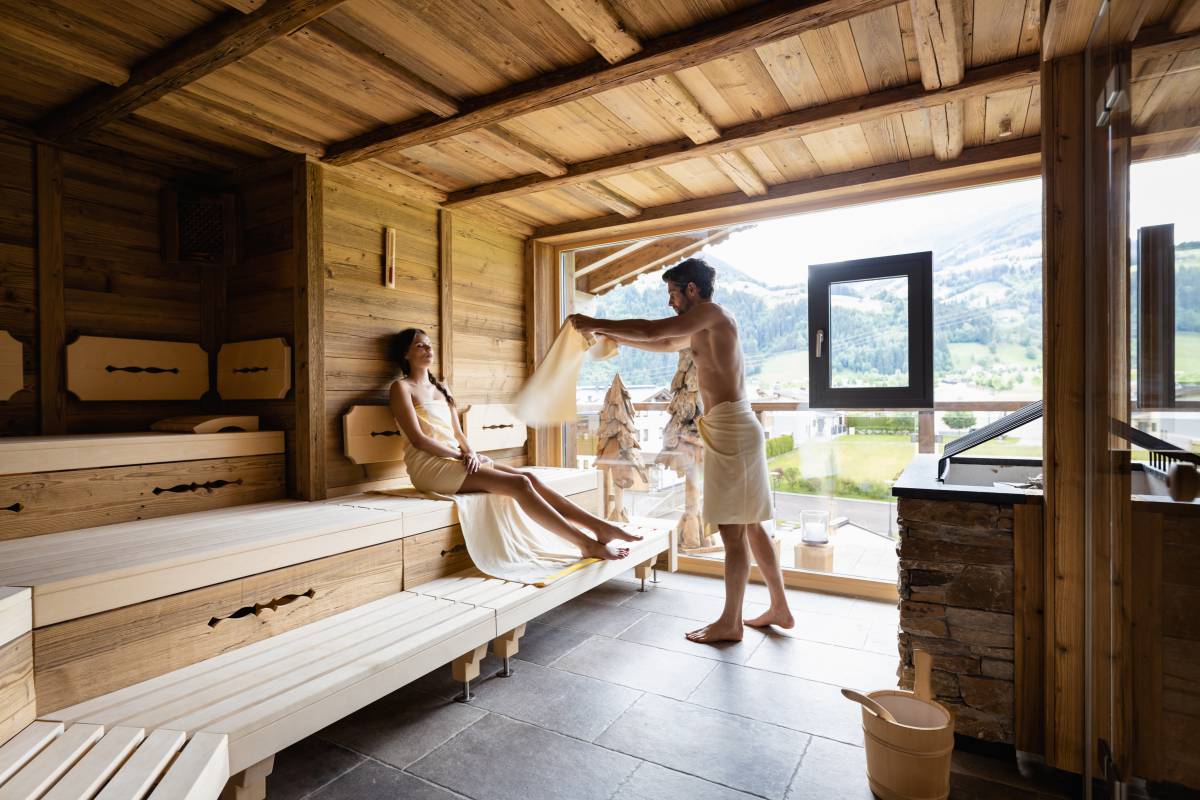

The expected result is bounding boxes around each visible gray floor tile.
[410,714,639,800]
[747,633,899,690]
[578,579,642,606]
[617,612,768,664]
[613,762,760,800]
[469,659,641,740]
[266,737,362,800]
[308,761,462,800]
[407,655,504,701]
[552,635,717,700]
[511,621,593,666]
[318,685,486,769]
[776,611,871,649]
[863,621,900,656]
[622,586,768,623]
[847,598,901,624]
[597,694,808,799]
[688,663,864,745]
[534,597,647,636]
[786,736,874,800]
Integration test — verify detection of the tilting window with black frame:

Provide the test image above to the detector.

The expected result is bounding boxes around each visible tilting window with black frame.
[807,251,934,409]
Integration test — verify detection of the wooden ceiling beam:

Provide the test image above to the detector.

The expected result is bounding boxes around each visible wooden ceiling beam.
[583,232,715,293]
[292,20,459,117]
[1171,1,1200,34]
[910,0,965,161]
[574,239,654,276]
[574,182,643,218]
[546,0,642,63]
[457,126,567,176]
[443,55,1039,209]
[36,0,350,142]
[321,0,899,165]
[636,75,723,144]
[219,0,268,11]
[711,151,768,196]
[539,136,1041,243]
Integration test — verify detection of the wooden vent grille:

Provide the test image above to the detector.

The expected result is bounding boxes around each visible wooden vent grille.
[163,187,235,266]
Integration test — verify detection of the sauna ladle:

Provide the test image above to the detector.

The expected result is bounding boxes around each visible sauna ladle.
[841,688,898,723]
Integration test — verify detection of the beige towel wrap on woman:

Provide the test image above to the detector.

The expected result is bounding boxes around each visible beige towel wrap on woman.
[697,397,774,525]
[403,395,469,495]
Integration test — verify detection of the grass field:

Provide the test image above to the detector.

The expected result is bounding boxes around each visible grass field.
[767,434,917,483]
[1178,331,1200,383]
[947,342,1040,371]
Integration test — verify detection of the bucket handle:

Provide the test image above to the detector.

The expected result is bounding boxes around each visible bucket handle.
[914,650,933,701]
[841,688,898,723]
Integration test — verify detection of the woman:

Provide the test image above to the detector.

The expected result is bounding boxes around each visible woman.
[387,328,639,561]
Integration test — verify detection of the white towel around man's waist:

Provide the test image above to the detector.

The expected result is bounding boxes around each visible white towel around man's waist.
[697,398,774,525]
[373,487,596,585]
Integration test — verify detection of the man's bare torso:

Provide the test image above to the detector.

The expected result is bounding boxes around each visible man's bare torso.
[688,303,745,411]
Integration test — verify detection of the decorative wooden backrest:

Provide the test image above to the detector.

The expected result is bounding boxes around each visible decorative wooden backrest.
[462,403,527,452]
[217,338,291,400]
[66,336,208,401]
[343,405,406,465]
[0,331,22,401]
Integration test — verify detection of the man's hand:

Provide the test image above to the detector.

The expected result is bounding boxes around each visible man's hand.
[569,313,599,335]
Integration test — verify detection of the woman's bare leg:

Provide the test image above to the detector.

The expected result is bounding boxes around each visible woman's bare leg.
[458,467,629,560]
[491,464,641,543]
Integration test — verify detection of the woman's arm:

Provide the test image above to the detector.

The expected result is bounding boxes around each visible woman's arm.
[447,402,489,473]
[388,382,462,459]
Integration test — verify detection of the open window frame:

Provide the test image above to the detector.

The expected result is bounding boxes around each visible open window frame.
[807,251,934,409]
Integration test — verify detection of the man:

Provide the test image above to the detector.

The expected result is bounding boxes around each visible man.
[571,258,794,643]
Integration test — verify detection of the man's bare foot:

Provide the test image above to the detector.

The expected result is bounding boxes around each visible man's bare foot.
[593,521,642,544]
[685,622,744,643]
[746,607,795,630]
[582,540,629,561]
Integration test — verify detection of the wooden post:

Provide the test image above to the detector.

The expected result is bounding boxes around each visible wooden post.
[293,158,326,500]
[438,209,453,387]
[524,240,560,466]
[452,644,488,701]
[1136,224,1175,409]
[219,755,274,800]
[917,409,935,454]
[201,264,227,410]
[492,623,526,677]
[36,144,65,435]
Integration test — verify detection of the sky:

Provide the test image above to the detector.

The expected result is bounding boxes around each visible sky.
[702,151,1200,286]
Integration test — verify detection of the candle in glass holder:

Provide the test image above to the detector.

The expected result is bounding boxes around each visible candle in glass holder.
[801,510,829,544]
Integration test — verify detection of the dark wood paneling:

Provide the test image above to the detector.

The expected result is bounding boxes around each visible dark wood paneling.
[0,135,36,437]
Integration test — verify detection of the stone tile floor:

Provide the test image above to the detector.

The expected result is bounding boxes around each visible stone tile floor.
[267,570,1069,800]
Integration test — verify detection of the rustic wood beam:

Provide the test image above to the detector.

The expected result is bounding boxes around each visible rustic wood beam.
[37,0,350,142]
[711,150,768,196]
[537,135,1040,242]
[574,239,653,276]
[35,145,66,435]
[634,75,722,144]
[457,127,567,176]
[292,21,459,117]
[573,182,642,218]
[444,55,1039,208]
[220,0,268,12]
[438,209,454,387]
[910,0,965,161]
[546,0,642,63]
[583,231,725,293]
[293,158,326,500]
[322,0,899,165]
[1170,1,1200,34]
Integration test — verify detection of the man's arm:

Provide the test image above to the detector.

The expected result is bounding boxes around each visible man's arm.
[572,305,716,343]
[600,333,690,352]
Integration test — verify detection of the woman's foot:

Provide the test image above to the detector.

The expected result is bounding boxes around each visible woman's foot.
[685,621,744,643]
[592,520,643,544]
[581,540,629,561]
[746,606,795,630]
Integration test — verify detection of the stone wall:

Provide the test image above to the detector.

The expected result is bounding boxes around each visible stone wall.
[896,497,1017,743]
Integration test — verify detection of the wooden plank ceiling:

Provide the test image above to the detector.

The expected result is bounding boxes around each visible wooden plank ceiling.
[1,0,1198,243]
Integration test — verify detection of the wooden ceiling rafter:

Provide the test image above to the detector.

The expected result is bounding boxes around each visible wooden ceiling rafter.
[443,55,1040,209]
[545,0,642,63]
[321,0,901,165]
[572,181,644,218]
[37,0,351,143]
[581,228,733,294]
[910,0,965,161]
[1171,1,1200,34]
[574,239,655,276]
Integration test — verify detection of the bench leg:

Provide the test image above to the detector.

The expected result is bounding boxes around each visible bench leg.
[452,644,488,702]
[492,624,526,677]
[219,755,274,800]
[634,558,656,592]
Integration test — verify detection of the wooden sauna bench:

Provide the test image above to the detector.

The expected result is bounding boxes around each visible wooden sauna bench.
[29,523,669,798]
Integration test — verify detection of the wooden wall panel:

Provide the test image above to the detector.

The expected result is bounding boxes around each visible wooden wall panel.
[0,135,36,436]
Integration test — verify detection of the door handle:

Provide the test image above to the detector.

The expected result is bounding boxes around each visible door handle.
[815,329,824,359]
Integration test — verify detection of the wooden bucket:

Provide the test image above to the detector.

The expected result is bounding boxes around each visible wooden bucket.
[853,651,954,800]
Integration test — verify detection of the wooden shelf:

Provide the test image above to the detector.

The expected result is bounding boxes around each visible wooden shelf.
[0,431,285,476]
[0,468,595,626]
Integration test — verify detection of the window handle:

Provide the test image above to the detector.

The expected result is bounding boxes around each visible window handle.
[815,329,824,359]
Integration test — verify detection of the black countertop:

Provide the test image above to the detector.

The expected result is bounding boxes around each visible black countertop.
[891,454,1043,505]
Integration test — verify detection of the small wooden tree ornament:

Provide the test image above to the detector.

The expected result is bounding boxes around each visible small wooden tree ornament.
[655,349,706,549]
[595,373,648,521]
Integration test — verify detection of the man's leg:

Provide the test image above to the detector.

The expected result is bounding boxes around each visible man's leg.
[744,522,795,629]
[686,523,749,643]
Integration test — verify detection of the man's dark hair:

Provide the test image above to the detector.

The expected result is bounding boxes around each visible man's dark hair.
[662,257,716,300]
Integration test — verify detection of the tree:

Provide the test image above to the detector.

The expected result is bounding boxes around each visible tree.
[943,410,977,430]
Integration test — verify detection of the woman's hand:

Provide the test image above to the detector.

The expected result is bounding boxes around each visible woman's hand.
[460,448,482,474]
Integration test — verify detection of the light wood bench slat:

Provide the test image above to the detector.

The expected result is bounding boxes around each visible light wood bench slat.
[145,733,229,800]
[0,722,62,786]
[0,432,285,477]
[0,589,30,650]
[93,729,185,800]
[41,726,144,800]
[0,723,102,800]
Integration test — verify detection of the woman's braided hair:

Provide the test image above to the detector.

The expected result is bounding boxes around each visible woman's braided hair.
[390,328,455,406]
